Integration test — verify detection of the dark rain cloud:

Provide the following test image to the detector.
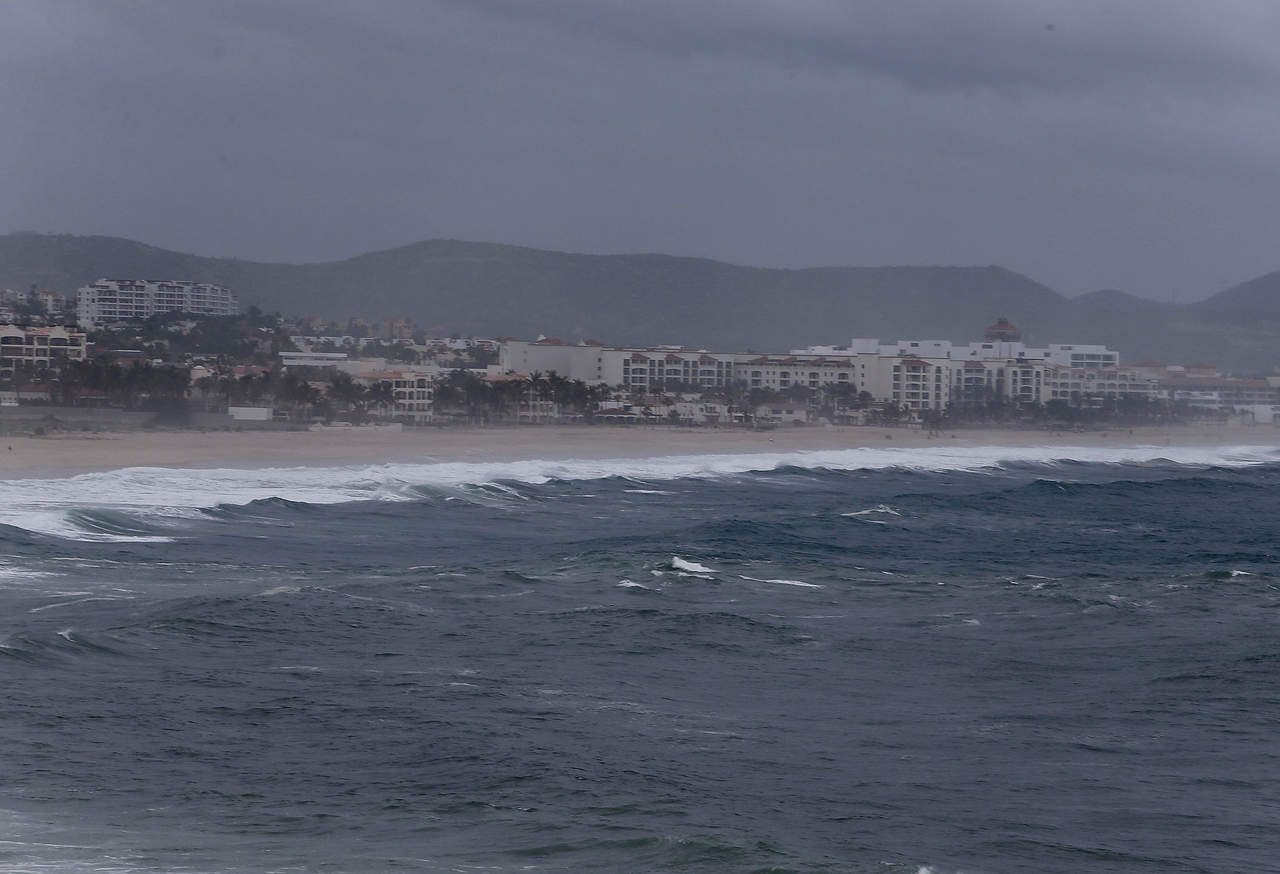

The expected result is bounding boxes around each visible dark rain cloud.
[438,0,1280,95]
[2,0,1279,301]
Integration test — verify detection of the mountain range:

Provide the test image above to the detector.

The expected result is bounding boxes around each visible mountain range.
[1,232,1276,372]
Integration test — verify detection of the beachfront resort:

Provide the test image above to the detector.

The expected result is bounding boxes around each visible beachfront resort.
[0,281,1278,433]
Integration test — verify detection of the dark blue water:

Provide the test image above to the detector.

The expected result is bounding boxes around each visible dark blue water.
[2,445,1278,873]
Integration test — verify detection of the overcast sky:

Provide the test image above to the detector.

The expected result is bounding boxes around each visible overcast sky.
[4,0,1279,301]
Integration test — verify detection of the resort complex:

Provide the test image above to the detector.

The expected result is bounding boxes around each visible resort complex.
[1,282,1278,430]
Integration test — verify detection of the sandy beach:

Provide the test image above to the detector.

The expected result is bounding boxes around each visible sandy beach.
[0,423,1275,478]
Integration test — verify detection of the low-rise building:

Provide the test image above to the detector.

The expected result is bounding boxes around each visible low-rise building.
[351,367,439,423]
[1160,376,1280,411]
[0,324,88,376]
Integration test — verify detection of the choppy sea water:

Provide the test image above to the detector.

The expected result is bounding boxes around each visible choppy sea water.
[1,442,1278,874]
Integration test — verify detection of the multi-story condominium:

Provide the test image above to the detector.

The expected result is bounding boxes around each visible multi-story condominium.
[77,279,240,328]
[803,338,1120,370]
[352,367,438,423]
[500,323,1139,415]
[501,339,740,389]
[500,338,609,383]
[889,357,954,410]
[1044,366,1161,403]
[35,290,67,315]
[948,358,1056,406]
[735,354,876,392]
[616,349,737,389]
[504,339,881,393]
[0,324,88,376]
[802,319,1120,372]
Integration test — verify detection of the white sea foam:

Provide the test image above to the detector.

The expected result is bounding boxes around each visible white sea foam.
[671,556,717,575]
[841,504,902,517]
[257,585,303,596]
[0,443,1273,540]
[739,575,823,589]
[28,596,130,613]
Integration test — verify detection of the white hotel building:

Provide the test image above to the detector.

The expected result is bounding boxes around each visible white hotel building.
[501,318,1149,414]
[77,279,240,329]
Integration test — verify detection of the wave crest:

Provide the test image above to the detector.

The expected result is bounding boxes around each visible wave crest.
[0,443,1274,540]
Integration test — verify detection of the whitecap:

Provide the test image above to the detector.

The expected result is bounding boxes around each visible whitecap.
[0,442,1275,540]
[257,585,302,596]
[29,596,129,613]
[739,575,823,589]
[841,504,901,517]
[671,556,717,575]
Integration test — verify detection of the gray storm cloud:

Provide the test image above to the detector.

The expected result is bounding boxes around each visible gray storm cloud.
[2,0,1278,301]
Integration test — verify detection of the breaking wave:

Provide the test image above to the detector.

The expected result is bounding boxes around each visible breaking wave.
[0,443,1275,540]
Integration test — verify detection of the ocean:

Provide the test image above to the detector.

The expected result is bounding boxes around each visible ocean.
[1,442,1277,874]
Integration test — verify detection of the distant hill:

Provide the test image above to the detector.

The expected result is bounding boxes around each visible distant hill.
[1,232,1276,372]
[1192,271,1280,321]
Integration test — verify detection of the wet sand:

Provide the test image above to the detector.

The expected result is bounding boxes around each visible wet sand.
[0,423,1275,478]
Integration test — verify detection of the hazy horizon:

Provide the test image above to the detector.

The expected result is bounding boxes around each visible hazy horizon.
[6,1,1280,303]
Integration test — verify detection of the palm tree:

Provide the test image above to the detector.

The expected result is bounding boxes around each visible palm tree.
[277,372,319,422]
[432,377,464,421]
[365,380,396,420]
[326,370,367,421]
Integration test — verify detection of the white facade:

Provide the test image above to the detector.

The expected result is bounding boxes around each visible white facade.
[1160,377,1280,410]
[502,340,876,394]
[614,349,737,389]
[77,279,240,328]
[500,339,608,383]
[501,340,740,389]
[797,338,1120,369]
[36,290,66,315]
[735,354,876,392]
[280,351,350,366]
[500,334,1155,415]
[0,324,88,375]
[1044,367,1161,403]
[228,406,273,421]
[352,367,440,423]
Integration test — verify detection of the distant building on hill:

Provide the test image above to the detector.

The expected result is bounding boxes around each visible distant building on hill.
[984,316,1021,343]
[76,279,240,329]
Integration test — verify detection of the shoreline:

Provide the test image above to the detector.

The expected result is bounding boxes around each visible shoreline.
[0,423,1276,479]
